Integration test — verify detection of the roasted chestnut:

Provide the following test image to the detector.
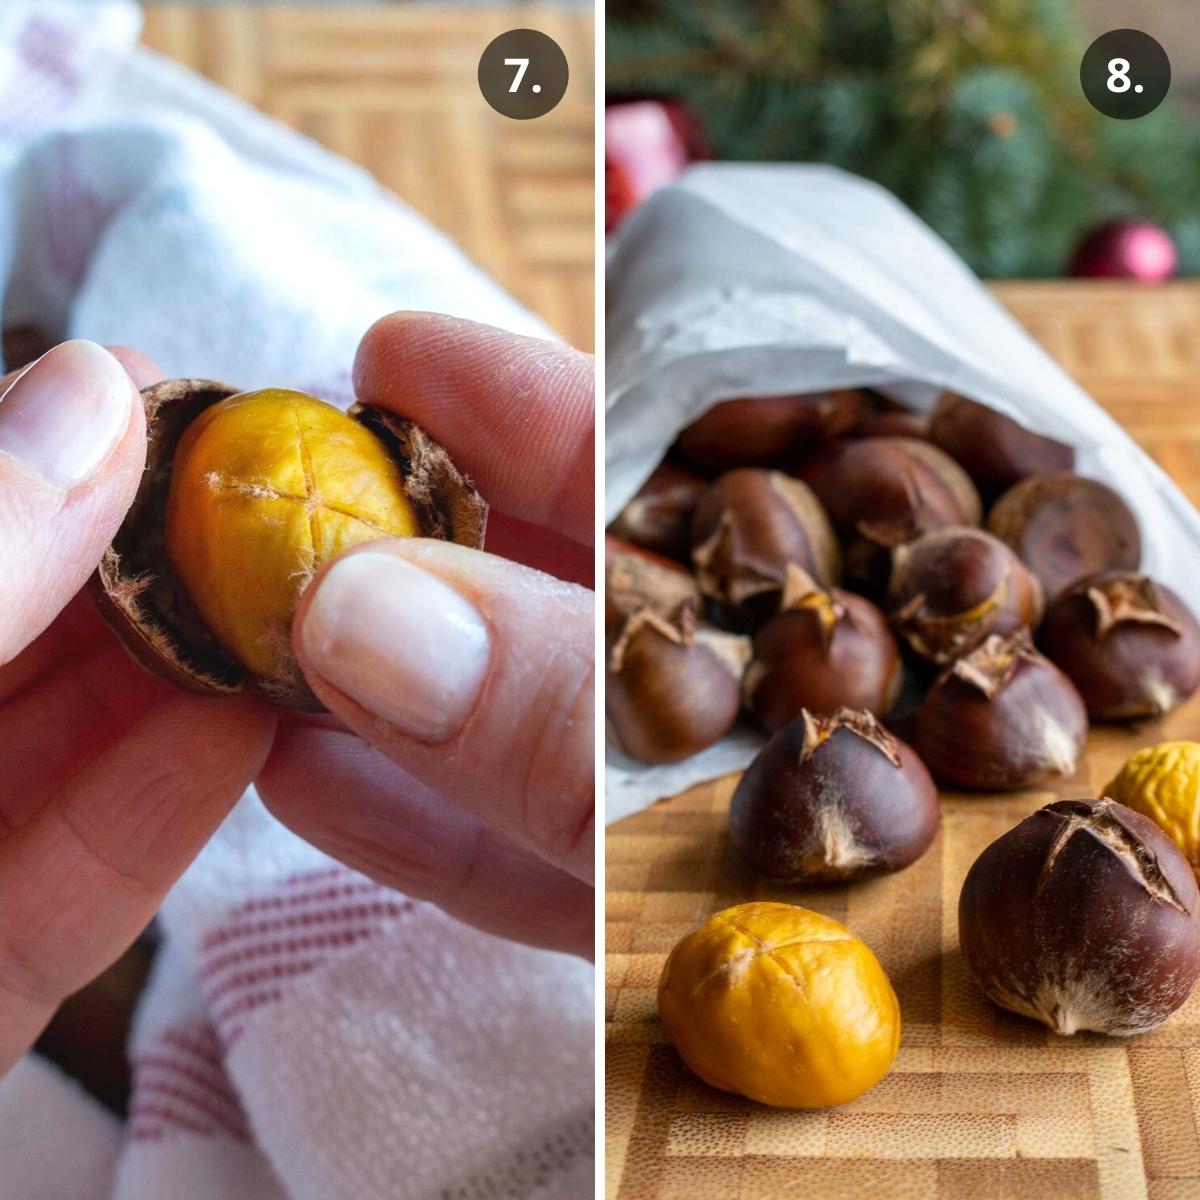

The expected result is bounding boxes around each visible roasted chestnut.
[676,391,863,471]
[888,527,1043,665]
[744,566,901,732]
[606,607,750,764]
[608,460,708,561]
[987,472,1140,600]
[959,797,1200,1035]
[848,411,931,441]
[93,382,484,711]
[730,707,938,883]
[690,469,840,622]
[605,534,701,635]
[1039,570,1200,720]
[929,393,1074,500]
[915,630,1087,791]
[809,437,981,592]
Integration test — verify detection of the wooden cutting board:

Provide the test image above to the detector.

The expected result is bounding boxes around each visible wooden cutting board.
[606,281,1200,1200]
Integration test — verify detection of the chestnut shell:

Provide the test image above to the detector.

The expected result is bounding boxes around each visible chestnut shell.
[676,392,863,471]
[730,708,938,883]
[745,569,901,732]
[929,393,1074,500]
[888,527,1044,665]
[959,797,1200,1036]
[915,631,1087,791]
[606,607,750,764]
[1038,570,1200,720]
[91,379,487,712]
[987,472,1140,600]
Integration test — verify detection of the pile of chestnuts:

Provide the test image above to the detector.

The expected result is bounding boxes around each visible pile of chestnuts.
[608,386,1200,779]
[614,388,1200,1055]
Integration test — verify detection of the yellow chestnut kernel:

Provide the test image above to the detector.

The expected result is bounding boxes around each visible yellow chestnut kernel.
[657,901,899,1108]
[1105,741,1200,875]
[164,388,419,681]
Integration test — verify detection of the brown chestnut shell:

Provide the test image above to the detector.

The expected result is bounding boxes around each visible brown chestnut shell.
[915,630,1087,791]
[888,527,1044,665]
[608,460,708,561]
[690,468,840,622]
[90,378,487,712]
[958,797,1200,1036]
[987,472,1140,600]
[930,392,1074,500]
[676,391,863,471]
[809,436,982,594]
[605,534,702,636]
[744,566,902,732]
[606,607,751,764]
[1038,570,1200,720]
[730,707,938,883]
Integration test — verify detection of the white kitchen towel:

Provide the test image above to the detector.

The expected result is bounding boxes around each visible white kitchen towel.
[0,4,593,1198]
[605,161,1200,819]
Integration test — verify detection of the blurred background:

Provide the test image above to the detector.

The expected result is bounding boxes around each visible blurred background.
[606,0,1200,280]
[142,3,594,351]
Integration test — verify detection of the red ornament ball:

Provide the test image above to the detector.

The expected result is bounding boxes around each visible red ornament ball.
[1069,219,1177,282]
[605,99,707,231]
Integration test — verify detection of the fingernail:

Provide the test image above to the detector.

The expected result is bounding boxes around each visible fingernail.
[300,550,491,741]
[0,340,133,488]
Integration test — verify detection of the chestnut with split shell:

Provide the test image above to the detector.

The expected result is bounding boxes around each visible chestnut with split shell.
[809,436,981,593]
[730,707,938,883]
[605,606,750,764]
[690,468,840,623]
[959,797,1200,1036]
[744,565,902,732]
[1038,570,1200,720]
[915,630,1087,791]
[987,471,1140,600]
[91,381,486,712]
[605,534,702,635]
[888,526,1043,666]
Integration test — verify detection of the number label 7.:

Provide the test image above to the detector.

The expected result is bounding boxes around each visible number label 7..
[504,57,530,93]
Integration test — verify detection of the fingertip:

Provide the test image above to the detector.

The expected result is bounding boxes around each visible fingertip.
[105,346,163,391]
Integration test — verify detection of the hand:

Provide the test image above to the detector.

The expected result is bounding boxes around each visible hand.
[0,342,277,1073]
[257,314,594,958]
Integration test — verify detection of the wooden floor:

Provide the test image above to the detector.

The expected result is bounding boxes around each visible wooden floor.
[141,5,595,352]
[607,281,1200,1200]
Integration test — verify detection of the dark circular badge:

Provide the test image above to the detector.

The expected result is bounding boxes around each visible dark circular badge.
[478,29,568,120]
[1080,29,1170,119]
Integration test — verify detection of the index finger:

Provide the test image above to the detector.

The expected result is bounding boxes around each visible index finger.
[353,312,594,546]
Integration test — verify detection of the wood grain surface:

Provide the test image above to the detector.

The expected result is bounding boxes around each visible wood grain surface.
[607,281,1200,1200]
[141,5,595,352]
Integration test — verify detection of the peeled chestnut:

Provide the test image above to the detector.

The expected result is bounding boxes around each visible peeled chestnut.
[888,527,1043,665]
[929,392,1074,500]
[676,391,863,471]
[608,460,708,560]
[690,469,840,622]
[744,566,901,732]
[606,607,750,764]
[987,472,1140,600]
[915,630,1087,791]
[605,534,702,635]
[959,797,1200,1035]
[93,382,485,711]
[730,708,938,883]
[809,437,981,592]
[1039,571,1200,720]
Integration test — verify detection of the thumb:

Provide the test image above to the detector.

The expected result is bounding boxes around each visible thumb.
[292,539,594,883]
[0,340,145,663]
